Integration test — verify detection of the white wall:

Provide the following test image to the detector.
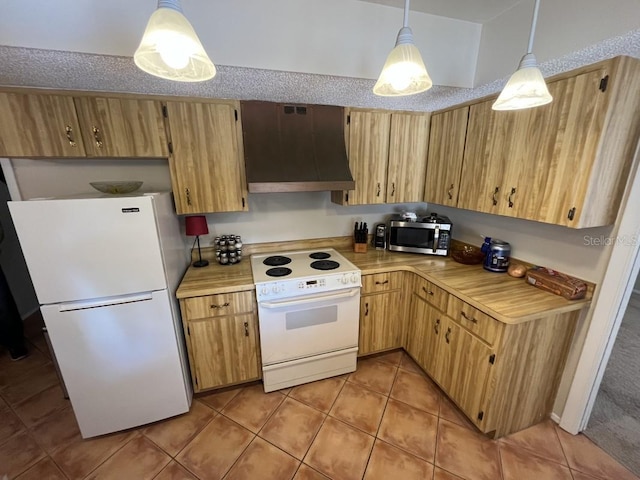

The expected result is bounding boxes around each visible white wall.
[475,0,640,86]
[0,0,481,88]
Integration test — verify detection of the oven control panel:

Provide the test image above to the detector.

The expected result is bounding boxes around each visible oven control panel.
[256,271,362,301]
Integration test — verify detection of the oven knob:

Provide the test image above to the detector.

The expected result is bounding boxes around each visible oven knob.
[351,274,359,284]
[272,285,279,293]
[341,275,349,284]
[261,286,269,295]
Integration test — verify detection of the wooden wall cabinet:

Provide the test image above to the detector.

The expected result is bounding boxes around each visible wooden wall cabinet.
[332,109,430,206]
[358,272,404,355]
[179,290,261,392]
[164,100,249,215]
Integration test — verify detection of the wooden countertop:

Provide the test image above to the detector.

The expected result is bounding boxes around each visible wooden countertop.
[176,239,592,324]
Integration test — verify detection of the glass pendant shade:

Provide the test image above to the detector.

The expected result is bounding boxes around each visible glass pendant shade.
[373,27,432,96]
[492,53,552,110]
[134,0,216,82]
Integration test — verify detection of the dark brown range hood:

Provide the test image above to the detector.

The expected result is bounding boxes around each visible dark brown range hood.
[240,101,355,193]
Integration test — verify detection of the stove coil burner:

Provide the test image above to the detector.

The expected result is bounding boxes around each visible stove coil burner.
[265,267,292,277]
[263,256,292,267]
[309,252,331,260]
[310,260,340,271]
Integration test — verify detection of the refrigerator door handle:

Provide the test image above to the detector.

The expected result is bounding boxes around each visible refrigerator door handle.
[58,292,154,312]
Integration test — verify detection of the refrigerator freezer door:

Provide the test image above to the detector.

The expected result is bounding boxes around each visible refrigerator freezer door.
[42,289,191,438]
[9,195,168,304]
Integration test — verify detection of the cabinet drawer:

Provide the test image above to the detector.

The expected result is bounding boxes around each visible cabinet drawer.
[362,272,403,294]
[446,296,502,346]
[413,276,448,312]
[182,291,254,319]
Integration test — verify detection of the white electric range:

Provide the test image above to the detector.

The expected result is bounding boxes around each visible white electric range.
[250,248,362,392]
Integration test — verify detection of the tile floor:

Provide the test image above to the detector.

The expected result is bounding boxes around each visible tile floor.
[1,316,638,480]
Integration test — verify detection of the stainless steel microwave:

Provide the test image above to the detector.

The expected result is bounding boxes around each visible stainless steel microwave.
[388,213,452,256]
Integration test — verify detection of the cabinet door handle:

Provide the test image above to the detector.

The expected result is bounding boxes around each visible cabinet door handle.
[365,302,369,316]
[445,327,452,344]
[375,280,389,286]
[492,186,500,206]
[210,302,230,309]
[185,188,192,206]
[64,125,77,147]
[244,321,249,337]
[461,311,478,324]
[434,318,440,334]
[376,182,381,197]
[92,126,103,148]
[421,286,434,296]
[568,207,576,221]
[508,187,516,208]
[391,182,395,197]
[447,184,454,200]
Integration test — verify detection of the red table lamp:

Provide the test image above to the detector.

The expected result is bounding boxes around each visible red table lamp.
[185,215,209,267]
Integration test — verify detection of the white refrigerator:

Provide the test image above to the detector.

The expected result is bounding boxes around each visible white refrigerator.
[8,192,192,438]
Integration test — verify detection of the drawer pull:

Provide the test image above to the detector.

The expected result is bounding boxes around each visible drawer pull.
[461,311,478,324]
[421,286,434,296]
[375,280,389,286]
[244,321,249,337]
[210,302,230,309]
[434,318,440,334]
[445,327,452,344]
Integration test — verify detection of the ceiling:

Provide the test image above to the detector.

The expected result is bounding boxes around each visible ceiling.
[358,0,526,23]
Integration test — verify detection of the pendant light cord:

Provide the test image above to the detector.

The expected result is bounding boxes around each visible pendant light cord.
[403,0,410,28]
[527,0,541,54]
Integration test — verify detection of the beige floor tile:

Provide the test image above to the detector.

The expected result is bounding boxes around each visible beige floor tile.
[259,397,325,460]
[347,358,397,395]
[390,368,440,415]
[13,384,69,427]
[435,418,502,480]
[569,470,609,480]
[555,426,638,480]
[433,467,465,479]
[329,381,387,435]
[198,386,243,411]
[364,439,434,480]
[289,375,346,413]
[0,429,46,479]
[84,435,170,480]
[369,349,404,366]
[377,398,438,462]
[0,348,50,387]
[294,464,330,480]
[499,419,567,466]
[30,405,81,454]
[304,416,374,480]
[154,460,199,480]
[225,436,300,480]
[143,400,216,456]
[14,456,67,480]
[222,384,285,433]
[50,429,139,480]
[399,352,426,375]
[0,403,26,444]
[500,442,572,480]
[176,414,254,480]
[438,394,476,431]
[0,362,59,405]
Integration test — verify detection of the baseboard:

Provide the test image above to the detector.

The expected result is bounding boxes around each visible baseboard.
[550,412,561,424]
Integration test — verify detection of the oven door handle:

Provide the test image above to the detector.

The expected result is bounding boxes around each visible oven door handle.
[260,288,360,309]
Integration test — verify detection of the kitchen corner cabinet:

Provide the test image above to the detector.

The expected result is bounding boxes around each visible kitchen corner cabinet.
[164,100,249,215]
[331,109,430,206]
[179,291,261,392]
[424,106,469,207]
[456,56,640,228]
[0,91,168,158]
[358,272,404,355]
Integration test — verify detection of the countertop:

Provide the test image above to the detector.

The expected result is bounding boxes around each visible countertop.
[176,242,592,324]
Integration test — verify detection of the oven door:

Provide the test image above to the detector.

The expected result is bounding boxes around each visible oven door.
[257,287,360,365]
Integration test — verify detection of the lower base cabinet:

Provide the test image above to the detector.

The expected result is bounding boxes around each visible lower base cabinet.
[359,272,404,355]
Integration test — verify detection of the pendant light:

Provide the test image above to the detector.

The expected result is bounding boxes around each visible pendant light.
[373,0,432,97]
[492,0,552,110]
[134,0,216,82]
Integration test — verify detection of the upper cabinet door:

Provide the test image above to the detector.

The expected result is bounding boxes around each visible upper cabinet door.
[346,109,391,205]
[74,97,168,158]
[165,101,248,214]
[387,112,430,203]
[424,106,468,207]
[0,92,87,157]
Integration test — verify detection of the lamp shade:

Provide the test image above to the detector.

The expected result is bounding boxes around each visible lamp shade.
[134,0,216,82]
[373,27,433,97]
[492,53,552,111]
[185,216,209,236]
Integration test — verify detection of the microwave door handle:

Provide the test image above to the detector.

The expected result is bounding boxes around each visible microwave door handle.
[433,226,440,253]
[260,288,359,309]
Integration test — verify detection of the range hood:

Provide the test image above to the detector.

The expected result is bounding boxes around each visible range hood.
[241,101,355,193]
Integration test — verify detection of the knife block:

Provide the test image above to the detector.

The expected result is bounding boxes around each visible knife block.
[353,242,368,253]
